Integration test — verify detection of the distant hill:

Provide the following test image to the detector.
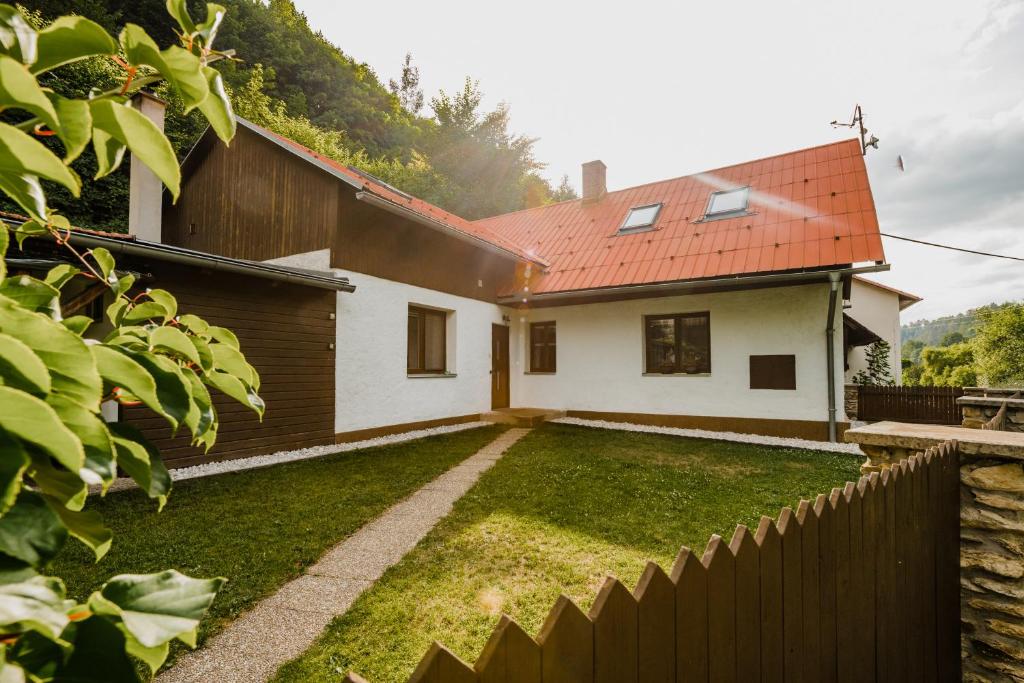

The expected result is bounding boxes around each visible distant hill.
[902,301,1021,346]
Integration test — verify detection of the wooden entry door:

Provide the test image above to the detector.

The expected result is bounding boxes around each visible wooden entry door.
[491,324,510,409]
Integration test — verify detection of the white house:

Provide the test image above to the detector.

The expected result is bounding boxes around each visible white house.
[844,277,921,384]
[157,116,911,460]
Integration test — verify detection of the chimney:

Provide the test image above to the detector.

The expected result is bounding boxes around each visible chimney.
[128,91,167,243]
[581,160,607,203]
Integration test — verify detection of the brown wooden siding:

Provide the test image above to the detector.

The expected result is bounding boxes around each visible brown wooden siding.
[162,126,338,261]
[163,127,518,301]
[333,188,515,302]
[120,260,336,468]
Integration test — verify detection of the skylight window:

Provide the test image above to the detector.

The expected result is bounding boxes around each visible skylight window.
[618,203,662,234]
[704,187,750,219]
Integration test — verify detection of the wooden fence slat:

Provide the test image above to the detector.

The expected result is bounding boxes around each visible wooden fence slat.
[729,526,761,683]
[814,494,838,683]
[672,547,709,682]
[476,616,542,683]
[891,462,911,683]
[873,470,893,683]
[796,500,821,682]
[857,385,963,424]
[857,477,878,682]
[936,442,961,682]
[635,562,675,683]
[921,452,940,683]
[591,578,639,683]
[754,516,783,683]
[832,486,855,683]
[538,596,594,683]
[409,643,478,683]
[847,480,869,682]
[777,508,803,683]
[702,535,736,683]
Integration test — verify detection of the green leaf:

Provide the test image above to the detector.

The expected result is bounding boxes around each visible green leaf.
[89,98,180,200]
[195,4,226,45]
[0,275,60,318]
[165,0,196,35]
[197,65,234,142]
[43,496,111,561]
[92,570,223,648]
[0,651,26,683]
[89,247,114,283]
[109,425,170,506]
[46,395,116,490]
[0,7,37,66]
[7,631,65,682]
[46,92,92,162]
[105,297,128,326]
[60,315,92,335]
[210,342,254,385]
[0,122,79,195]
[206,325,238,349]
[188,334,214,372]
[8,218,47,248]
[89,122,126,180]
[0,293,102,411]
[122,350,191,430]
[31,15,116,75]
[0,223,6,279]
[43,263,79,289]
[0,172,45,223]
[57,615,138,683]
[144,288,176,320]
[0,492,67,570]
[0,55,59,133]
[90,345,177,428]
[149,325,198,364]
[28,456,86,512]
[112,273,135,297]
[180,366,214,443]
[0,386,83,472]
[204,370,264,418]
[0,331,50,396]
[120,25,207,109]
[0,575,68,641]
[121,300,168,325]
[0,430,29,517]
[175,313,208,336]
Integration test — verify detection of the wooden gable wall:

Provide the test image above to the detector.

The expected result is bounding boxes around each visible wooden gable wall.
[164,126,517,302]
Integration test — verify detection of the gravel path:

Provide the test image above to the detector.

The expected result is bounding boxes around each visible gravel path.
[551,417,863,455]
[158,427,531,683]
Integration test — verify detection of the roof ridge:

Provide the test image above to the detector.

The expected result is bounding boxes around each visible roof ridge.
[474,137,863,224]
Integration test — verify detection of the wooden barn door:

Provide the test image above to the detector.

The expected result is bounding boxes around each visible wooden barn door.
[491,324,510,409]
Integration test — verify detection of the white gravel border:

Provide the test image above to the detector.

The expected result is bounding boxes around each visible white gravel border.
[100,421,489,494]
[550,417,864,455]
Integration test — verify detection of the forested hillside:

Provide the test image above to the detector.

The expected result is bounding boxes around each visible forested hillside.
[15,0,576,229]
[901,301,1020,346]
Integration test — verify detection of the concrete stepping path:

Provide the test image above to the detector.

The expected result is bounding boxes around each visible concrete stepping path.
[159,427,531,683]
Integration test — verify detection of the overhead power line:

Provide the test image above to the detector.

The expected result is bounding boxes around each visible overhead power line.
[880,232,1024,263]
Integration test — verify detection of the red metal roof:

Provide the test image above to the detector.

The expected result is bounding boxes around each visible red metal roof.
[475,139,886,295]
[238,119,547,266]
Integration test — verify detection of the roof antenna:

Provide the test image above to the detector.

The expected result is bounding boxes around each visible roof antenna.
[830,104,879,155]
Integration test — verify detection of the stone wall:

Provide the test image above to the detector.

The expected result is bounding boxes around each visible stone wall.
[845,384,858,420]
[961,457,1024,681]
[959,391,1024,433]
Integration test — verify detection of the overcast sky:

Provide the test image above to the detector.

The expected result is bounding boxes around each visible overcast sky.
[294,0,1024,322]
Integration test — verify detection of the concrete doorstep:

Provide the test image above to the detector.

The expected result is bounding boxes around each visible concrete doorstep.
[158,427,531,683]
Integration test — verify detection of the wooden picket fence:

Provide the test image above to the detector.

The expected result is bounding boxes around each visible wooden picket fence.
[858,385,964,425]
[342,441,961,683]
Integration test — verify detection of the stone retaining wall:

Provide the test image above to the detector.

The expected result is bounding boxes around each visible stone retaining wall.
[845,384,858,420]
[961,457,1024,681]
[959,390,1024,433]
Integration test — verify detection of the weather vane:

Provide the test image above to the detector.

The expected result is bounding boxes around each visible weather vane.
[830,104,879,156]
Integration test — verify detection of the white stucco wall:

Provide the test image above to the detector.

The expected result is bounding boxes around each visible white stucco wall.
[845,279,902,384]
[509,283,846,423]
[331,268,507,433]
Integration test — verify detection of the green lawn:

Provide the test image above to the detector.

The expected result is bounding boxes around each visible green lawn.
[51,424,506,666]
[275,423,862,683]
